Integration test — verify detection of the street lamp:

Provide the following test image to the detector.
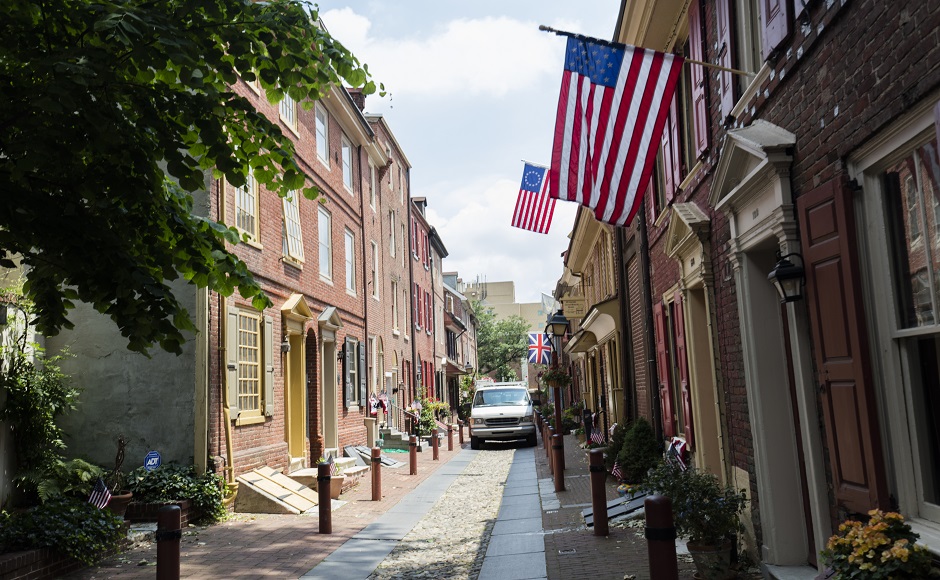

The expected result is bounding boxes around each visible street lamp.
[544,309,569,368]
[768,253,805,303]
[544,309,569,474]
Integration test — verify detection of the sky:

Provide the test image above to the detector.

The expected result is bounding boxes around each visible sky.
[315,1,622,304]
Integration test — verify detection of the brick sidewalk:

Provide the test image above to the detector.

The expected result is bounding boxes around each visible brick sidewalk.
[536,433,699,580]
[65,442,465,579]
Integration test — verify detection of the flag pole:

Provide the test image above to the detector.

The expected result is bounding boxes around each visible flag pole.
[521,159,549,169]
[538,24,755,78]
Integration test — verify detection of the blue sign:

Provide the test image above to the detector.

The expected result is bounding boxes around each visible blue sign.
[144,450,162,472]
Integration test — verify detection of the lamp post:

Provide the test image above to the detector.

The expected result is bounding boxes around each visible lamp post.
[545,309,569,474]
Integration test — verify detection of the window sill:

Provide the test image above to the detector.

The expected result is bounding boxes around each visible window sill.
[320,275,334,286]
[909,519,940,555]
[346,288,357,297]
[281,117,300,138]
[372,294,380,302]
[678,160,703,192]
[281,256,304,269]
[239,237,263,251]
[392,329,401,337]
[424,265,430,271]
[235,415,266,427]
[404,335,410,343]
[347,404,360,412]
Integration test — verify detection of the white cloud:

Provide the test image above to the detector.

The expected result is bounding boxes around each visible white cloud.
[321,9,564,100]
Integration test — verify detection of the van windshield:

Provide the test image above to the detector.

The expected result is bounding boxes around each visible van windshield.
[473,388,530,407]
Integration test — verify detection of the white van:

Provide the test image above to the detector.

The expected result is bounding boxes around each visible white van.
[469,382,537,450]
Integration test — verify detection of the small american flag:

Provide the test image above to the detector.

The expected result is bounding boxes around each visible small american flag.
[327,455,339,477]
[611,461,623,481]
[590,428,605,445]
[88,478,112,509]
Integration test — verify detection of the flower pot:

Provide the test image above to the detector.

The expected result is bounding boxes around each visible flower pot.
[686,540,734,580]
[330,475,345,500]
[106,490,133,518]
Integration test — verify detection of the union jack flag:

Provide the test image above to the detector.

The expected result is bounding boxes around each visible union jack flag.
[528,333,552,365]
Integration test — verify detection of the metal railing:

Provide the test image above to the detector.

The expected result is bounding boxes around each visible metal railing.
[386,401,418,435]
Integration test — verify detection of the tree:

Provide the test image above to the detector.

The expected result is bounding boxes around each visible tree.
[473,300,530,381]
[0,0,380,354]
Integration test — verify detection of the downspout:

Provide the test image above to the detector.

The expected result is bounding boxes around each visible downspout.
[638,209,662,441]
[217,178,235,485]
[615,227,635,423]
[407,171,417,405]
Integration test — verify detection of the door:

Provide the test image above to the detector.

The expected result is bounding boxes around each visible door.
[797,179,889,515]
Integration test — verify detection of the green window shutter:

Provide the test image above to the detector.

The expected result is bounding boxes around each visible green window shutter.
[226,306,239,419]
[264,315,274,417]
[344,337,354,407]
[359,340,367,404]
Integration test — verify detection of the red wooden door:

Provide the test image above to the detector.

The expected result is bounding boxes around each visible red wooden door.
[797,179,889,515]
[673,291,695,449]
[654,301,677,437]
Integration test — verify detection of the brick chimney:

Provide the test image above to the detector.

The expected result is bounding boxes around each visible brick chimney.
[347,88,366,111]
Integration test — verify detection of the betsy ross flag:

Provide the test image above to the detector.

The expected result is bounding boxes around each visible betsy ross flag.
[549,34,684,227]
[88,478,112,509]
[528,333,552,365]
[511,163,556,234]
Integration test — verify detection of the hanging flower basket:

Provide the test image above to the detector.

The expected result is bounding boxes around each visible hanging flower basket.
[540,368,572,388]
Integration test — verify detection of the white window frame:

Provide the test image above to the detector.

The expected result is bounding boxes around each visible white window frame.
[236,309,262,419]
[391,280,399,332]
[345,228,356,295]
[371,241,379,299]
[342,135,353,192]
[279,94,297,132]
[282,190,304,263]
[389,211,396,257]
[369,162,376,210]
[399,167,404,204]
[234,171,259,242]
[849,109,940,543]
[318,206,332,280]
[315,103,330,167]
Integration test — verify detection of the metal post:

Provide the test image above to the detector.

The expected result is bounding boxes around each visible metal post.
[553,384,565,472]
[317,461,332,534]
[645,494,679,580]
[589,449,608,536]
[432,427,439,460]
[409,435,418,475]
[458,420,464,444]
[156,504,181,580]
[371,447,382,501]
[552,433,565,492]
[447,424,454,451]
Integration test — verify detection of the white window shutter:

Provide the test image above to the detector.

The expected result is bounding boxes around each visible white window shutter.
[264,315,275,416]
[226,306,239,419]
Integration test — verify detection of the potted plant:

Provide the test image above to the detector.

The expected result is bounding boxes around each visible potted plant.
[104,436,133,518]
[574,427,586,444]
[540,367,572,389]
[821,510,938,579]
[639,462,747,580]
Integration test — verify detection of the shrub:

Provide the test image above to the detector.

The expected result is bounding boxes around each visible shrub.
[822,510,938,579]
[126,464,226,524]
[0,498,125,565]
[615,417,661,483]
[35,458,105,503]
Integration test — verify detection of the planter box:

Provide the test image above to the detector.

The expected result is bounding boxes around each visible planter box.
[125,499,193,527]
[0,547,83,580]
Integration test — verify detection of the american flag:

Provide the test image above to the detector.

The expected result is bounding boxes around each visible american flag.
[88,477,112,509]
[528,333,553,365]
[611,461,623,481]
[511,163,556,234]
[590,428,605,445]
[549,35,684,227]
[326,455,339,476]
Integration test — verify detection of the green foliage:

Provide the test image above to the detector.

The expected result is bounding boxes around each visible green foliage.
[560,406,580,432]
[540,367,572,388]
[473,301,530,379]
[0,0,379,354]
[126,464,226,524]
[821,510,938,579]
[34,458,105,503]
[0,293,81,500]
[639,462,747,545]
[614,418,661,482]
[0,498,125,565]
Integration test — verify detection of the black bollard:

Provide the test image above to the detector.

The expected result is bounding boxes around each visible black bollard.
[156,504,181,580]
[317,461,332,534]
[432,427,439,460]
[645,494,679,580]
[409,435,418,475]
[589,449,608,536]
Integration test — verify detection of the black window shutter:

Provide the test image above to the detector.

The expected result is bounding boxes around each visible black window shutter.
[359,341,367,404]
[344,338,353,407]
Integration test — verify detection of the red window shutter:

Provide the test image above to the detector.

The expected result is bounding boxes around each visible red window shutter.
[661,97,680,203]
[414,283,419,327]
[716,0,736,119]
[761,0,792,59]
[672,291,694,448]
[689,0,709,159]
[654,302,676,437]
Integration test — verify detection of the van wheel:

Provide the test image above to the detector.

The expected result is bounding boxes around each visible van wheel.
[470,436,480,450]
[526,434,537,447]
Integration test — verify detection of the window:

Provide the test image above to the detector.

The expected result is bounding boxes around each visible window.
[345,229,356,294]
[234,171,259,241]
[315,103,329,166]
[389,211,396,257]
[237,310,262,416]
[279,94,296,131]
[282,191,304,262]
[424,231,430,269]
[225,307,274,424]
[342,136,353,192]
[414,283,422,329]
[399,167,404,204]
[371,241,379,299]
[369,162,376,209]
[344,337,361,407]
[403,288,409,337]
[318,206,332,279]
[401,223,406,267]
[392,280,399,330]
[425,290,432,334]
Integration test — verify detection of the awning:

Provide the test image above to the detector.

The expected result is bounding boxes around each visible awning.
[580,296,619,343]
[565,328,597,354]
[444,359,471,376]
